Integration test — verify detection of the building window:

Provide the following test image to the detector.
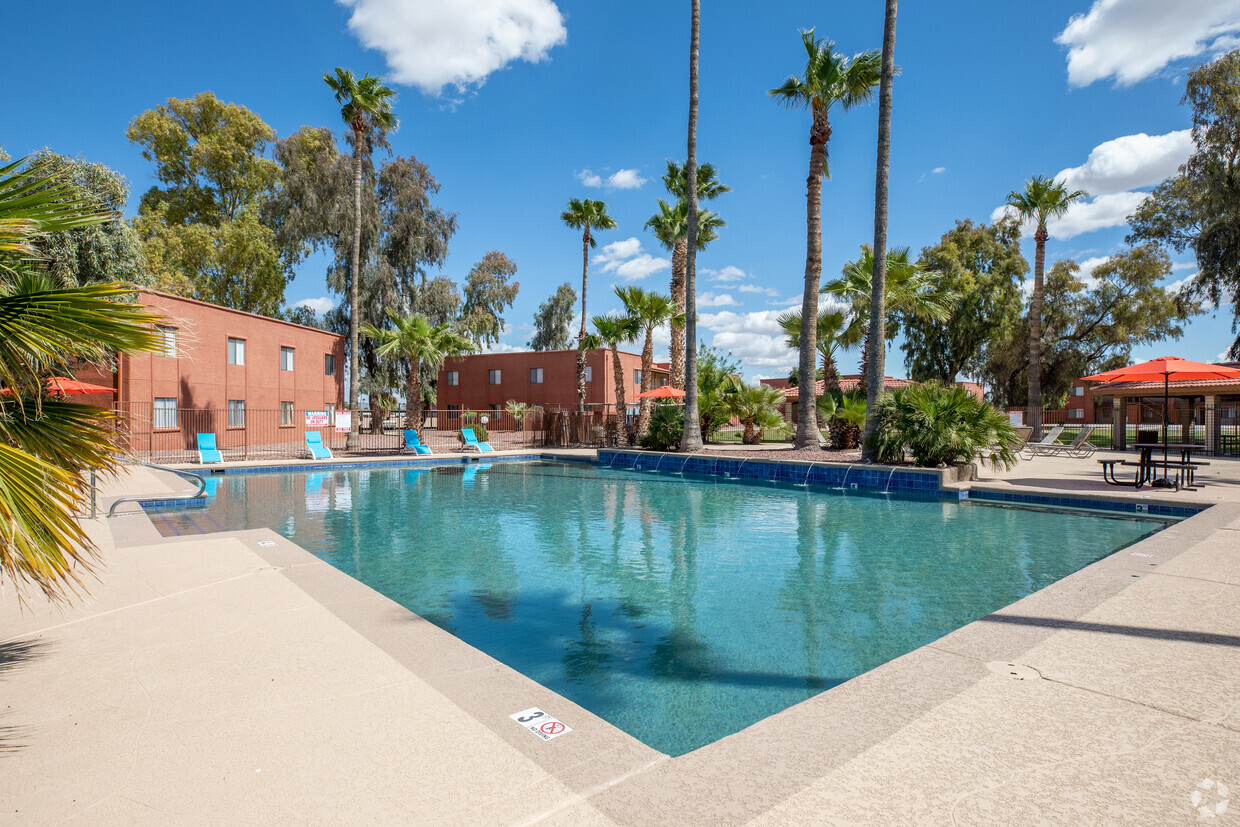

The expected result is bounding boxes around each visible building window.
[281,347,294,371]
[488,369,501,385]
[446,370,459,386]
[1072,386,1085,397]
[155,325,177,358]
[488,404,501,413]
[530,367,543,384]
[228,337,245,366]
[634,369,642,386]
[154,397,177,429]
[324,354,335,376]
[281,401,294,426]
[227,399,246,428]
[1069,408,1084,419]
[447,404,460,420]
[584,366,592,382]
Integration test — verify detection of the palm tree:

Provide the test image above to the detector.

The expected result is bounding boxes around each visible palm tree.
[323,67,398,450]
[770,30,881,449]
[560,198,617,413]
[681,0,704,452]
[863,0,899,462]
[727,382,788,444]
[823,245,951,389]
[580,314,639,446]
[644,196,725,389]
[0,157,161,603]
[360,311,474,430]
[616,285,683,437]
[777,307,854,395]
[1006,175,1087,437]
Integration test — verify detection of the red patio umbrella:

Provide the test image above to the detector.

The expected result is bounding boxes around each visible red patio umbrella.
[633,385,686,400]
[1083,356,1240,485]
[44,377,117,395]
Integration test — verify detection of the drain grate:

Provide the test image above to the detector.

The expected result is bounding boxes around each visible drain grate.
[986,661,1042,681]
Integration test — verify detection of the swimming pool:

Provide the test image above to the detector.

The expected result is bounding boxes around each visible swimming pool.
[157,460,1166,756]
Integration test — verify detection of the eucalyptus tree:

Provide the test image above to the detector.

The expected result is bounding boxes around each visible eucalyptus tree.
[770,30,881,448]
[777,307,854,394]
[682,0,704,452]
[560,198,616,412]
[324,68,398,448]
[529,283,577,350]
[644,194,725,388]
[580,314,640,446]
[616,285,683,436]
[863,0,900,461]
[1005,175,1086,436]
[361,311,474,429]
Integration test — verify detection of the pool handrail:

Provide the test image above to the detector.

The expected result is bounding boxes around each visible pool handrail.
[107,459,207,517]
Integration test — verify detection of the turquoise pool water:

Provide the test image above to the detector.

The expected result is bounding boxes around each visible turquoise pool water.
[165,460,1164,756]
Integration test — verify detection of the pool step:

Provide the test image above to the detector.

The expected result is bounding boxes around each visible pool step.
[145,507,225,538]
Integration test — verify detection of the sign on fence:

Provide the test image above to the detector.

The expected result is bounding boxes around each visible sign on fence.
[305,410,329,427]
[335,411,352,433]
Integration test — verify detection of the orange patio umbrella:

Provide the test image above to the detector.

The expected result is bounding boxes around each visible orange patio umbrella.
[633,385,686,400]
[1,377,117,396]
[1083,356,1240,483]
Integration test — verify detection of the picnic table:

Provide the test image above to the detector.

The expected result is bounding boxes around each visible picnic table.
[1135,443,1209,489]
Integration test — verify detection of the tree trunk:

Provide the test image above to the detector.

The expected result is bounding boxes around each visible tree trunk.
[577,226,590,413]
[1028,223,1047,439]
[795,107,830,449]
[743,419,757,444]
[612,346,629,447]
[407,363,423,436]
[346,134,364,450]
[669,237,687,389]
[857,332,870,396]
[862,0,898,462]
[637,328,654,437]
[822,350,840,396]
[680,0,703,451]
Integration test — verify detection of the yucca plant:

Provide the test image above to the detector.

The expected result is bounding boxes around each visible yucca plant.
[871,382,1020,469]
[1,158,162,604]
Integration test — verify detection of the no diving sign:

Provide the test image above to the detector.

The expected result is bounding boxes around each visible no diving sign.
[509,708,572,741]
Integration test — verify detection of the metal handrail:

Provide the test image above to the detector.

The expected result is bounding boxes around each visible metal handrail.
[108,460,208,517]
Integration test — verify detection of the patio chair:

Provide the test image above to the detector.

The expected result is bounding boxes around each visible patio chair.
[197,432,223,464]
[1026,425,1097,458]
[305,431,333,460]
[460,427,494,453]
[1019,425,1064,459]
[403,429,433,455]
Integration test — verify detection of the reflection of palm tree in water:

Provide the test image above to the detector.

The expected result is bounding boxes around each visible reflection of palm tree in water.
[651,484,713,680]
[784,494,827,692]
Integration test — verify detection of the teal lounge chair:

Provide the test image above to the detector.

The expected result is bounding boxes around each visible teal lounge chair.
[461,427,494,453]
[197,433,223,464]
[306,431,333,460]
[403,429,433,455]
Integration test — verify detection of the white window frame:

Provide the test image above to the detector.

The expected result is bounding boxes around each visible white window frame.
[227,399,246,428]
[154,397,177,429]
[228,337,245,366]
[584,366,593,382]
[634,369,642,386]
[280,401,295,426]
[446,371,459,386]
[155,325,178,358]
[488,369,501,385]
[280,347,294,371]
[530,367,543,384]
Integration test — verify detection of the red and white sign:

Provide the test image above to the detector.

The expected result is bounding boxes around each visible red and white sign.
[305,410,329,427]
[334,411,352,433]
[509,707,571,741]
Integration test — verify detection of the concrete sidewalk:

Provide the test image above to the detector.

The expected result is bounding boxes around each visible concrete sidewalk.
[2,460,1239,824]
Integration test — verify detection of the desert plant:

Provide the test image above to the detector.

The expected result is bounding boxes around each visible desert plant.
[817,390,867,448]
[871,382,1020,469]
[505,400,527,424]
[639,404,685,452]
[457,410,490,445]
[728,382,789,444]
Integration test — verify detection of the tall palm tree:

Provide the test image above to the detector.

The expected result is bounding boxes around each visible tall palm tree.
[324,67,398,450]
[770,31,881,448]
[681,0,704,452]
[777,307,854,394]
[361,311,474,430]
[1006,175,1087,437]
[560,198,617,412]
[645,196,725,389]
[580,314,639,446]
[823,245,951,389]
[863,0,900,462]
[616,285,683,437]
[0,158,161,603]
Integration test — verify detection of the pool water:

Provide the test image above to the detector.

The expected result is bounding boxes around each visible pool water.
[166,460,1164,756]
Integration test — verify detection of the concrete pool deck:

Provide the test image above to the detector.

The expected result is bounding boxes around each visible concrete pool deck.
[2,452,1239,823]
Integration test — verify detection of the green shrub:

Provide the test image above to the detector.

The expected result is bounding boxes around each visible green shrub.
[872,382,1020,470]
[639,405,685,451]
[457,410,490,445]
[817,390,866,448]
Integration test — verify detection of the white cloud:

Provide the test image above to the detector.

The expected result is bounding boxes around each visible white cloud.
[481,340,523,354]
[697,292,739,307]
[606,169,646,189]
[699,305,798,336]
[1057,0,1240,87]
[576,169,603,187]
[1056,130,1193,195]
[338,0,567,96]
[293,296,334,315]
[707,265,748,283]
[737,284,781,296]
[592,237,669,281]
[931,166,947,175]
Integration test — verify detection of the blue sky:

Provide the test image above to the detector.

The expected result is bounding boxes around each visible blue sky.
[5,0,1239,381]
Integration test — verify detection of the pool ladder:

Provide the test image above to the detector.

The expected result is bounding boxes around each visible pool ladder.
[107,460,208,517]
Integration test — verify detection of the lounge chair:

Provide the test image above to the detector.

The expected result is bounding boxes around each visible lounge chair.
[306,431,333,460]
[403,429,432,455]
[460,427,494,453]
[1019,425,1065,459]
[1026,425,1097,458]
[197,432,223,464]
